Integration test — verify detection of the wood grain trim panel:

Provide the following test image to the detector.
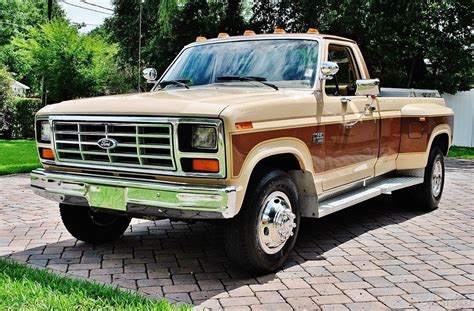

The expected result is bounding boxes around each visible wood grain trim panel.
[400,116,453,153]
[231,116,453,178]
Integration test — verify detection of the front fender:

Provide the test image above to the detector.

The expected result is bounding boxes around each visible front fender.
[231,138,315,214]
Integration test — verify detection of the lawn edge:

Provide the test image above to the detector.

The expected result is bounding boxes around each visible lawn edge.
[0,257,187,309]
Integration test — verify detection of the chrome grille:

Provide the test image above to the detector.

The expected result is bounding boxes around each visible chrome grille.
[53,121,176,171]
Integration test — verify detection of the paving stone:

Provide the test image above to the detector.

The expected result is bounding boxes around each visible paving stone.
[312,284,342,295]
[312,295,352,305]
[250,303,292,311]
[287,297,319,310]
[255,291,285,304]
[220,297,260,307]
[396,282,429,294]
[281,278,311,289]
[343,289,376,302]
[367,286,404,296]
[344,302,389,310]
[320,304,349,311]
[402,293,442,303]
[377,295,411,309]
[227,285,254,297]
[279,288,317,298]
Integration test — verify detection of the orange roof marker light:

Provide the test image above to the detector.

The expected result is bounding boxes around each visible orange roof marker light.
[195,36,207,42]
[307,28,320,34]
[273,27,286,34]
[243,30,256,36]
[218,32,230,38]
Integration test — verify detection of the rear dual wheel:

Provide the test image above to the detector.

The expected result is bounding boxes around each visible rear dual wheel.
[393,146,445,211]
[225,170,300,274]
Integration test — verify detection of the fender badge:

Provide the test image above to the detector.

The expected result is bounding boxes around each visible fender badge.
[312,132,324,144]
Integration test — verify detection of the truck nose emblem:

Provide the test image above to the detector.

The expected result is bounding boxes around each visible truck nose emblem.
[97,138,118,150]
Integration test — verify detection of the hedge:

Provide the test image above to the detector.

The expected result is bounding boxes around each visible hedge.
[1,97,43,139]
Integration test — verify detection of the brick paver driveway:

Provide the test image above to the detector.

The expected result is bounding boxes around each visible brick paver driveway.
[1,159,473,310]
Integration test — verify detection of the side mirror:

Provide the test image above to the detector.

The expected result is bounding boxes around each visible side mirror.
[320,61,339,80]
[142,68,158,83]
[355,79,380,96]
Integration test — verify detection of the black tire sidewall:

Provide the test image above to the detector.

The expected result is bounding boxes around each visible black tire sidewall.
[60,204,131,244]
[424,147,445,207]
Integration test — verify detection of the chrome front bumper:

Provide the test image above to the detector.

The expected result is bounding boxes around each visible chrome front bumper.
[30,169,237,219]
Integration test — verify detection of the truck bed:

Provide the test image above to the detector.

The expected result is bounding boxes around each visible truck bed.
[380,87,440,98]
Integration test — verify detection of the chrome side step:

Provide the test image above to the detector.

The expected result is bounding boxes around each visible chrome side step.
[317,176,423,218]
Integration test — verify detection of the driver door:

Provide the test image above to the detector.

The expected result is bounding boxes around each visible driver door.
[321,43,380,191]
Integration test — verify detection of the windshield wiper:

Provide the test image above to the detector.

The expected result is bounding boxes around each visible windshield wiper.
[216,76,279,90]
[159,79,190,89]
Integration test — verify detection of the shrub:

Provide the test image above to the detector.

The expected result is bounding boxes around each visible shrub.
[1,97,43,139]
[0,67,14,138]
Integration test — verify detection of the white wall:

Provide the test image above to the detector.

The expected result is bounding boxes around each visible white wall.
[443,89,474,147]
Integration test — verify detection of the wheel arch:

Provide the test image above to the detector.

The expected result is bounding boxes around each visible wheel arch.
[232,138,317,216]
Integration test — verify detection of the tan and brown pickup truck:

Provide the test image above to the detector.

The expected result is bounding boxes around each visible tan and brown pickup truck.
[31,30,454,273]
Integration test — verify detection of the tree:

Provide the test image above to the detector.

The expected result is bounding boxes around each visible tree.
[0,67,14,138]
[13,20,125,104]
[0,0,65,84]
[0,66,13,107]
[105,0,246,77]
[250,0,472,94]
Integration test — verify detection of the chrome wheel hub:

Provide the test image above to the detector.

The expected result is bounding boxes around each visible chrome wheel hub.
[431,159,443,197]
[258,191,297,255]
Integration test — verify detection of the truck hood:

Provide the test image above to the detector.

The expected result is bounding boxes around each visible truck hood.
[37,87,311,118]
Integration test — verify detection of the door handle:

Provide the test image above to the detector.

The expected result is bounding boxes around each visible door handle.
[341,97,351,104]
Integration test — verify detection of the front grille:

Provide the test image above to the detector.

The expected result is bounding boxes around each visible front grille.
[53,121,176,171]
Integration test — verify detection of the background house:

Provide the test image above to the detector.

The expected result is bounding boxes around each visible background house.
[11,80,30,97]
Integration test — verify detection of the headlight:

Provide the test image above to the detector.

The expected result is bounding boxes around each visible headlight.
[39,121,51,142]
[192,126,217,150]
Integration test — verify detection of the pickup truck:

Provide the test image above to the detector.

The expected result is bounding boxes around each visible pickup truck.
[31,29,454,273]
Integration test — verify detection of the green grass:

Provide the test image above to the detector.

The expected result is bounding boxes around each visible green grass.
[0,139,41,175]
[0,258,186,310]
[448,146,474,159]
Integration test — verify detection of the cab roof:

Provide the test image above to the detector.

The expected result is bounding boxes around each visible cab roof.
[186,33,356,48]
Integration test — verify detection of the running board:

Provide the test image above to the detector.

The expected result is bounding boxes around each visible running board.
[318,176,423,217]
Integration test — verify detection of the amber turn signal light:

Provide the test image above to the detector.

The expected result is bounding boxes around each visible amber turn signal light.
[39,147,54,160]
[192,159,219,173]
[235,122,253,130]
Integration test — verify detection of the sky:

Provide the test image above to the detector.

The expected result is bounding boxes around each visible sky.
[58,0,113,33]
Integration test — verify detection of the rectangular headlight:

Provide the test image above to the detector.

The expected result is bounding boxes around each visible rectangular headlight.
[192,125,217,150]
[39,121,51,142]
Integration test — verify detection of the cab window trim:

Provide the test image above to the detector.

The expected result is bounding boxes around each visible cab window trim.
[324,43,362,97]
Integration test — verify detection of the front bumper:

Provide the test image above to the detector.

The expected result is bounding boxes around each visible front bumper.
[31,169,237,219]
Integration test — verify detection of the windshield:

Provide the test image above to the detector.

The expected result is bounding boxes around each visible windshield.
[160,39,319,89]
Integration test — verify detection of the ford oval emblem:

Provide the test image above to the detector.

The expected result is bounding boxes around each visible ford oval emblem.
[97,138,118,150]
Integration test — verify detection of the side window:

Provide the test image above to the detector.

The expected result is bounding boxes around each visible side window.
[325,45,360,96]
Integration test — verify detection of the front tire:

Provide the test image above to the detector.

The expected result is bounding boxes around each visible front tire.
[60,204,131,244]
[393,146,445,210]
[225,170,300,274]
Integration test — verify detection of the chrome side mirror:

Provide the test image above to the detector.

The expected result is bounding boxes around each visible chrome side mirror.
[142,68,158,83]
[320,61,339,80]
[355,79,380,96]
